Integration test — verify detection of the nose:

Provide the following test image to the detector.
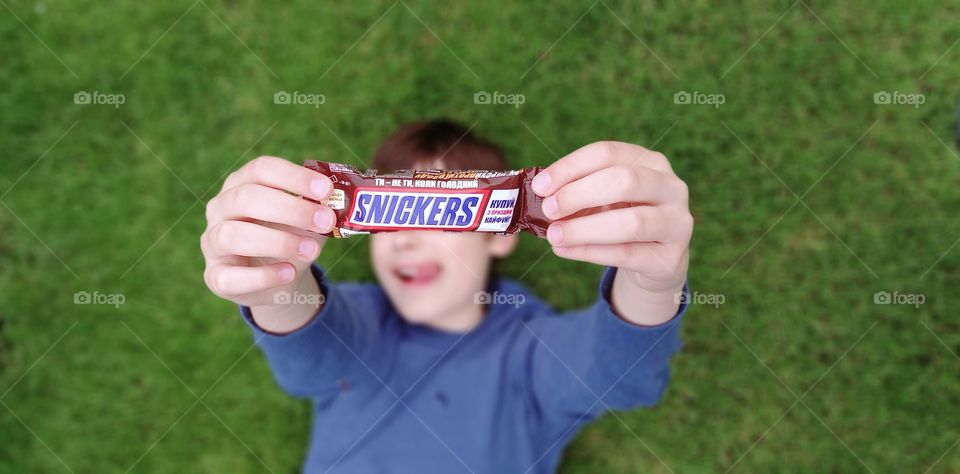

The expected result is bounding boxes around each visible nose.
[390,231,424,251]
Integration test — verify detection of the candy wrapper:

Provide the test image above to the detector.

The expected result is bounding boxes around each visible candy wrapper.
[304,161,549,238]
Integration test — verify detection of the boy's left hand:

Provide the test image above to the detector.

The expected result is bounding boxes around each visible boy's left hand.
[531,142,692,320]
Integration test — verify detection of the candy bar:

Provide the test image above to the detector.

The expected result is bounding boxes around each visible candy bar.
[304,161,549,238]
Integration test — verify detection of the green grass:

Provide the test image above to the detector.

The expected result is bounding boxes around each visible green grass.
[2,0,959,472]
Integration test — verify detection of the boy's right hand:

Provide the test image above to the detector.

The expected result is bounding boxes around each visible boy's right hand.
[201,156,336,315]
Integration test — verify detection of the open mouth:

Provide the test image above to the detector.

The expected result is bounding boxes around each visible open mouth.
[393,262,443,287]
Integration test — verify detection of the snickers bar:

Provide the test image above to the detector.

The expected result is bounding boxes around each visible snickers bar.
[304,161,549,238]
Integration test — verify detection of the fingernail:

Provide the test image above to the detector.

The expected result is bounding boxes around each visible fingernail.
[547,224,563,244]
[278,265,295,282]
[531,171,551,195]
[310,178,330,198]
[298,239,318,259]
[542,196,558,217]
[314,209,333,231]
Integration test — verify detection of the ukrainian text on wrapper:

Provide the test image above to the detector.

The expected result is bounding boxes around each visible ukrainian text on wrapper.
[304,161,549,238]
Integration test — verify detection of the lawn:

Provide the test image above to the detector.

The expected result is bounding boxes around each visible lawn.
[1,1,958,472]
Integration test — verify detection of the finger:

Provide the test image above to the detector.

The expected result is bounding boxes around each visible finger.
[207,183,336,233]
[212,221,329,259]
[205,220,321,262]
[221,156,333,201]
[551,242,687,279]
[205,262,297,297]
[541,165,677,220]
[547,205,691,247]
[531,142,671,196]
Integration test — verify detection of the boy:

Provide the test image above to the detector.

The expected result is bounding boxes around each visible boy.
[200,119,692,473]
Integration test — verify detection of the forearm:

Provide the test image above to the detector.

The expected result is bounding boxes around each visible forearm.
[529,269,686,418]
[240,265,381,397]
[609,270,683,326]
[250,272,323,335]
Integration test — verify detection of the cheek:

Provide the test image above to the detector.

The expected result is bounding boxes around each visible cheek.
[369,237,391,275]
[433,235,486,260]
[433,236,492,281]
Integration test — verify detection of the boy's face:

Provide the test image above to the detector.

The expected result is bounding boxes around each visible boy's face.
[369,159,518,329]
[371,229,517,329]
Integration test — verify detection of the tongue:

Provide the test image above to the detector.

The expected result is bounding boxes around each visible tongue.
[407,262,441,284]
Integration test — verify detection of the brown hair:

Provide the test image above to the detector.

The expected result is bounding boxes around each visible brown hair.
[372,119,507,172]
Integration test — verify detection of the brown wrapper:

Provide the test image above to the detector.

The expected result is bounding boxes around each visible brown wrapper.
[304,161,549,238]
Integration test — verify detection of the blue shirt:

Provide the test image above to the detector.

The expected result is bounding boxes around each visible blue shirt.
[241,265,686,473]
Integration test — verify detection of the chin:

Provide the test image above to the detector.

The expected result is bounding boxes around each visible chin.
[395,304,445,325]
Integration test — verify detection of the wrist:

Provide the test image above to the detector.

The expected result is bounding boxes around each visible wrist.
[250,269,324,334]
[623,269,685,302]
[611,270,684,326]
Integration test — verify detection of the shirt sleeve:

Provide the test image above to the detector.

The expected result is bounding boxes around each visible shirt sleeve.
[239,264,387,398]
[522,267,687,435]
